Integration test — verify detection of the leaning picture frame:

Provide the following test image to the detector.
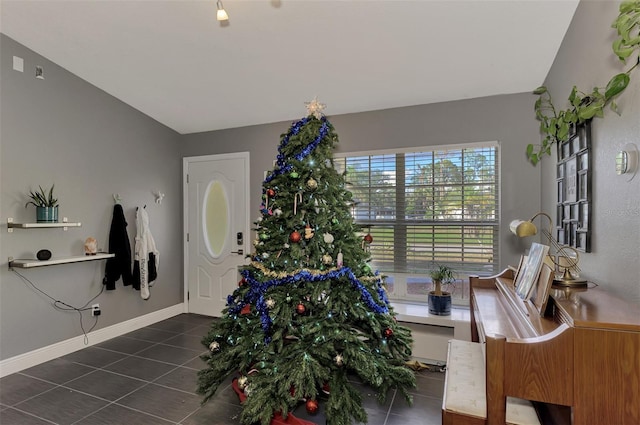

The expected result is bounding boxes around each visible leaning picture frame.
[512,254,526,288]
[515,242,550,301]
[532,262,555,316]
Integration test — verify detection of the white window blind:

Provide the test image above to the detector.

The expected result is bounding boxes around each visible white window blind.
[335,143,499,277]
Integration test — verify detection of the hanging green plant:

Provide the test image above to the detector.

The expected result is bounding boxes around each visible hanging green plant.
[528,1,640,165]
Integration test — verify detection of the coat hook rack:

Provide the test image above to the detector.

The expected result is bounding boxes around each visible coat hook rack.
[153,190,165,205]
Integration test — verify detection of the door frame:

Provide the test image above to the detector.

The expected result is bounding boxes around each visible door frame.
[182,152,251,314]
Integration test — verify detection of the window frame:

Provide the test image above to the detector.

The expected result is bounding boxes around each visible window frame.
[334,141,501,305]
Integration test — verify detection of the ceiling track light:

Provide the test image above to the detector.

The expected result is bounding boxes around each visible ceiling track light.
[216,0,229,21]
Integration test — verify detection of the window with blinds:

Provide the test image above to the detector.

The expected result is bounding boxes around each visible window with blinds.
[335,143,499,302]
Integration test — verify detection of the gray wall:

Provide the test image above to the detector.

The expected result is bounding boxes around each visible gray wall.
[0,35,183,361]
[540,1,640,304]
[3,0,637,363]
[181,93,543,274]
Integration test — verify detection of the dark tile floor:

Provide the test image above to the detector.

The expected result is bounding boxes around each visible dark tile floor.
[0,314,444,425]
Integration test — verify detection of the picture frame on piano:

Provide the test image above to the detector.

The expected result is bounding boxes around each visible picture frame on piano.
[531,262,555,316]
[514,242,550,300]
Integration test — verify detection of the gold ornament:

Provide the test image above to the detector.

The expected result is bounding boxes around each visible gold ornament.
[334,354,344,366]
[304,224,314,239]
[238,375,248,389]
[306,178,318,190]
[322,254,333,265]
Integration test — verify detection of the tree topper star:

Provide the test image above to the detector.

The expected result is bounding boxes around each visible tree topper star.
[305,97,326,119]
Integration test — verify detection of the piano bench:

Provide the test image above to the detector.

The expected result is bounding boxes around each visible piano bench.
[442,339,541,425]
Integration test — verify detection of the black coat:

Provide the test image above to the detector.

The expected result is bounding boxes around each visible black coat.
[103,204,133,289]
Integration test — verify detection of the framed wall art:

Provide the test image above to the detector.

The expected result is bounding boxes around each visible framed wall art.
[556,120,591,252]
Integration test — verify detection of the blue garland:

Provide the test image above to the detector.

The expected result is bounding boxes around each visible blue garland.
[228,267,390,344]
[263,116,329,185]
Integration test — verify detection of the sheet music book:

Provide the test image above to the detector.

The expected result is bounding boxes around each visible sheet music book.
[515,242,550,300]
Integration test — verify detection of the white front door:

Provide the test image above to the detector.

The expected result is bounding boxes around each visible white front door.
[183,153,250,316]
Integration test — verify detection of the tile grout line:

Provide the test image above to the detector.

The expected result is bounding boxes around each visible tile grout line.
[382,388,398,425]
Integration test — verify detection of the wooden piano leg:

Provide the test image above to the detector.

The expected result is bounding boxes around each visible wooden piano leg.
[486,334,506,425]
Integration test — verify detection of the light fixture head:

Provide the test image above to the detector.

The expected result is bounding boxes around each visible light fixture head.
[616,143,638,181]
[510,212,553,238]
[216,0,229,21]
[509,219,538,237]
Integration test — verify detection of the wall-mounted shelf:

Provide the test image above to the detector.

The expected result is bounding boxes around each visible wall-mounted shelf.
[8,253,114,269]
[7,217,81,232]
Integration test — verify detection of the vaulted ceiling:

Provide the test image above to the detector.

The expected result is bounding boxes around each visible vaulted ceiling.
[1,0,579,134]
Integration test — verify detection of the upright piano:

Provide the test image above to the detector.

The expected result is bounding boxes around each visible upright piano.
[467,268,640,425]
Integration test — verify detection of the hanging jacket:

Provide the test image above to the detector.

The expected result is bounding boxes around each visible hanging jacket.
[133,206,159,300]
[103,204,133,289]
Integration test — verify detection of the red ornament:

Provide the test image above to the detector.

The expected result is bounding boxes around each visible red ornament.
[296,303,306,314]
[290,231,302,243]
[241,304,251,315]
[383,328,394,338]
[266,188,276,198]
[238,277,247,287]
[364,233,373,244]
[305,399,319,415]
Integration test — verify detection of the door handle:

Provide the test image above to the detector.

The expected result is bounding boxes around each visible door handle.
[231,249,244,255]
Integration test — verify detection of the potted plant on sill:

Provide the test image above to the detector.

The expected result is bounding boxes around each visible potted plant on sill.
[25,184,59,222]
[428,264,456,316]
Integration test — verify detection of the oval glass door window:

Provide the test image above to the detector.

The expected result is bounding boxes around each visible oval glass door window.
[202,180,229,258]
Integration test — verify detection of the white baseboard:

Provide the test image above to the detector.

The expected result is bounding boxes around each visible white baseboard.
[0,303,185,378]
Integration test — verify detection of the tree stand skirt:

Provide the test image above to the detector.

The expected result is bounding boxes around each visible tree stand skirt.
[232,378,316,425]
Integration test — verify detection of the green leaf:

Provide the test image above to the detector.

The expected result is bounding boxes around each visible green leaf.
[529,153,539,165]
[568,86,577,104]
[526,144,535,157]
[577,106,595,120]
[613,38,636,60]
[557,122,570,141]
[614,14,632,38]
[534,98,541,110]
[533,86,547,95]
[619,1,638,14]
[564,111,577,123]
[610,100,620,115]
[605,73,630,99]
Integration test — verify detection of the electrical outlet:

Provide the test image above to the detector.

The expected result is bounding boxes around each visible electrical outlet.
[91,304,101,316]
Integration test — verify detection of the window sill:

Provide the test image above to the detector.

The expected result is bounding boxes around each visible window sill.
[391,300,470,328]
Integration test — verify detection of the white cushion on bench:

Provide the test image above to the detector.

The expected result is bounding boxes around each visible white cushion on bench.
[444,339,541,425]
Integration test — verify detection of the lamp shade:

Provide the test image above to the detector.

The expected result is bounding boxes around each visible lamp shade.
[217,8,228,21]
[509,219,538,237]
[216,0,228,21]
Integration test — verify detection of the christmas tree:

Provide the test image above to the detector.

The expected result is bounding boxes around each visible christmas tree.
[197,99,416,425]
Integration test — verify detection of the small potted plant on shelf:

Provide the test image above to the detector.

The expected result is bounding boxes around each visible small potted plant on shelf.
[428,264,456,316]
[25,184,59,222]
